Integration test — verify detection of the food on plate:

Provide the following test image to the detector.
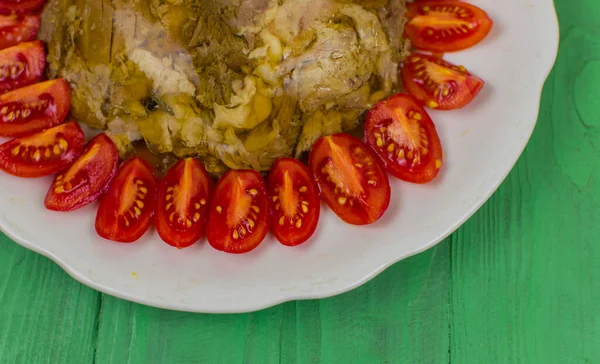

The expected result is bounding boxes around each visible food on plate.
[38,0,410,174]
[365,93,443,184]
[207,169,269,254]
[95,157,158,243]
[405,1,493,52]
[0,14,40,50]
[0,0,47,14]
[0,40,45,93]
[45,133,119,211]
[156,158,213,249]
[309,133,390,225]
[267,158,320,246]
[0,78,70,137]
[400,53,484,110]
[0,120,83,177]
[0,0,495,252]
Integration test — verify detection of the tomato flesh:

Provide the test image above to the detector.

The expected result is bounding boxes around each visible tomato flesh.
[365,93,443,184]
[0,40,45,93]
[0,0,47,14]
[45,134,118,211]
[0,120,84,178]
[267,158,320,246]
[206,170,269,254]
[155,158,213,249]
[95,157,158,243]
[401,53,484,110]
[309,133,390,225]
[405,2,493,52]
[0,14,39,50]
[0,78,70,137]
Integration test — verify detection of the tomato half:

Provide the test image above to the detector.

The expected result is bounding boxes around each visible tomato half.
[365,93,443,184]
[206,170,269,254]
[0,120,84,178]
[95,157,158,243]
[405,2,493,52]
[0,0,46,14]
[401,53,484,110]
[0,78,70,137]
[45,134,119,211]
[267,158,320,246]
[155,158,213,249]
[0,14,39,50]
[309,134,390,225]
[0,40,45,93]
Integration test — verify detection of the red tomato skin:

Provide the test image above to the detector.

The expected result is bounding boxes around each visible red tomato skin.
[95,157,158,243]
[0,40,45,93]
[401,53,484,110]
[206,169,269,254]
[155,158,213,249]
[309,133,391,226]
[365,93,443,184]
[0,0,47,14]
[0,78,71,137]
[44,134,119,212]
[0,120,84,178]
[267,158,320,247]
[0,14,39,50]
[405,1,493,52]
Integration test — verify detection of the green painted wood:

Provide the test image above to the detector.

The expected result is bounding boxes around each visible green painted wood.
[93,244,450,364]
[449,2,600,362]
[0,1,596,363]
[0,237,100,363]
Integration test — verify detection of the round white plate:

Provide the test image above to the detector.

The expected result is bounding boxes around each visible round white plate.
[0,0,559,313]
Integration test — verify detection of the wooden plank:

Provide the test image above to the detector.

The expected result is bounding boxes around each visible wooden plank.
[94,243,450,364]
[450,1,600,361]
[0,236,100,363]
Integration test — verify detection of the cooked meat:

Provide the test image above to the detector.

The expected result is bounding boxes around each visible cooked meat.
[39,0,408,174]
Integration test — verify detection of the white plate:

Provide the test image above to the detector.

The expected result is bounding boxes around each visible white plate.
[0,0,558,313]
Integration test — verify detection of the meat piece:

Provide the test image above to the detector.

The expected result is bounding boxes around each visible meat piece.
[40,0,408,174]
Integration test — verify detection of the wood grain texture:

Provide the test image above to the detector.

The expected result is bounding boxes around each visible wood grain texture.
[0,1,597,363]
[449,2,600,362]
[93,244,450,364]
[0,236,101,363]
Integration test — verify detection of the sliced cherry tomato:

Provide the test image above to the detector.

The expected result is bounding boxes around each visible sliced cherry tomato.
[0,78,70,137]
[309,134,390,225]
[405,2,493,52]
[0,14,39,50]
[0,0,46,14]
[45,134,118,212]
[267,158,320,246]
[401,53,484,110]
[0,120,83,178]
[155,158,213,249]
[0,40,45,93]
[95,157,158,243]
[206,170,269,254]
[365,93,443,184]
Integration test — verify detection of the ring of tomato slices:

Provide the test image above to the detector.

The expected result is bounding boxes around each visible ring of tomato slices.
[309,133,391,225]
[365,93,443,184]
[405,1,493,52]
[155,158,213,249]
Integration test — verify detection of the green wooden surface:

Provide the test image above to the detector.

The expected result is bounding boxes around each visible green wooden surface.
[0,1,597,363]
